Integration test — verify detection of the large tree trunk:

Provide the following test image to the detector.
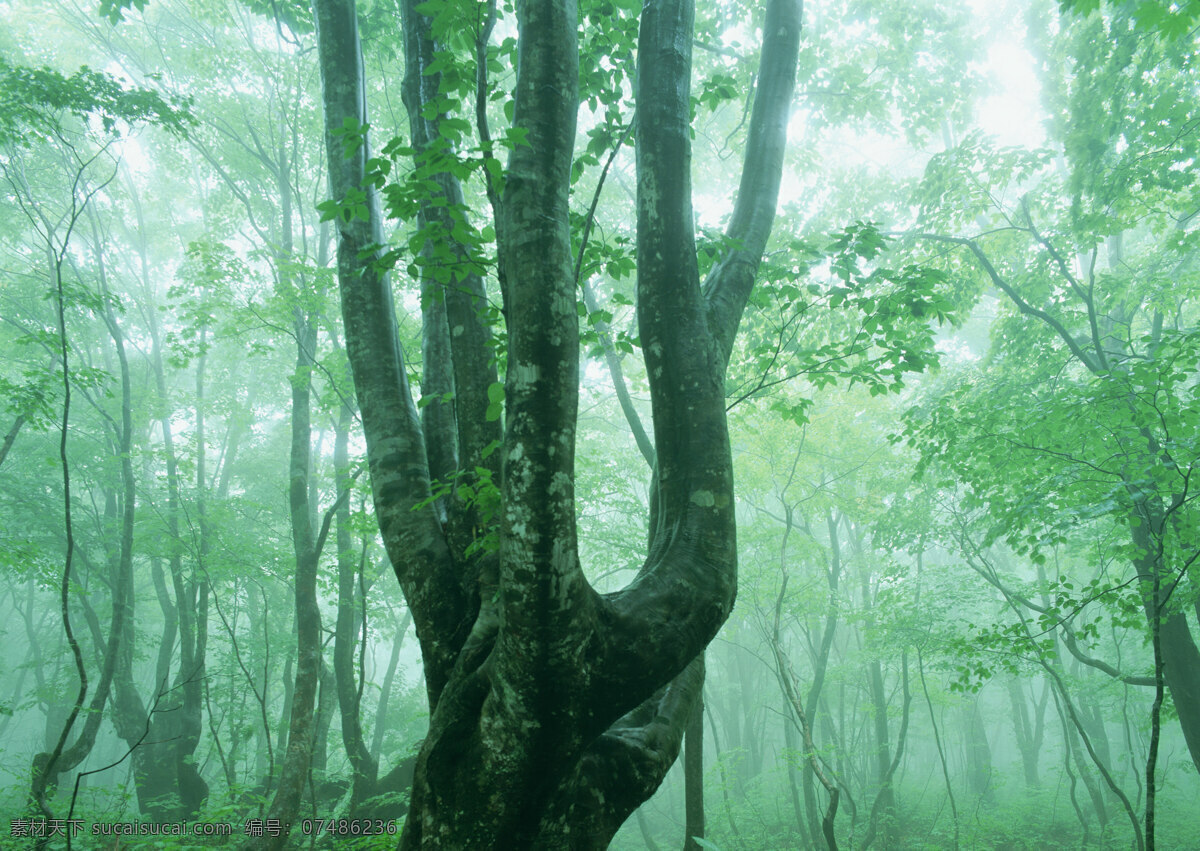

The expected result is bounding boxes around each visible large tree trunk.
[312,0,801,844]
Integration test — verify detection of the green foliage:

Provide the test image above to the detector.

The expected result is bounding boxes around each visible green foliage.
[728,222,957,419]
[793,0,984,143]
[694,71,741,113]
[415,452,502,559]
[484,381,504,422]
[0,57,193,144]
[0,372,55,428]
[903,323,1200,567]
[1060,0,1200,40]
[914,134,1052,232]
[98,0,148,23]
[578,0,638,117]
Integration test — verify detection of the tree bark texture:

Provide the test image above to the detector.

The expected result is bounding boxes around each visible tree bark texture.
[312,0,801,844]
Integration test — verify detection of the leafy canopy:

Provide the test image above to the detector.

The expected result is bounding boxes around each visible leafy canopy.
[0,57,193,145]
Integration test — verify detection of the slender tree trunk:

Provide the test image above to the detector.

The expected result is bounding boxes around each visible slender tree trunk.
[781,708,808,846]
[254,309,322,851]
[683,669,706,850]
[963,695,993,801]
[948,233,1200,776]
[371,609,412,765]
[1007,678,1041,788]
[28,185,129,820]
[859,562,897,849]
[180,339,211,815]
[333,403,380,810]
[312,663,338,791]
[0,413,24,468]
[1130,515,1200,774]
[106,180,210,821]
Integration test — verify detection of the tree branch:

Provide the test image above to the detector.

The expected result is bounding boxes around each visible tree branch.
[0,413,25,469]
[1019,199,1110,371]
[401,0,502,491]
[591,0,802,727]
[912,232,1104,373]
[313,0,466,709]
[702,0,803,364]
[492,0,592,683]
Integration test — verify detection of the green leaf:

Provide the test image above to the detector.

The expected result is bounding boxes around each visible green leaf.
[486,381,505,422]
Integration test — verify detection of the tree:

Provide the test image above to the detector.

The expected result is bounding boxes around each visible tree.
[903,0,1200,794]
[312,0,801,844]
[0,56,191,818]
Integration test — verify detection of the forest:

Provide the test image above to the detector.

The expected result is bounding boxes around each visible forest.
[1,0,1199,847]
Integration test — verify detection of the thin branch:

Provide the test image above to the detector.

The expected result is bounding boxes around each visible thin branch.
[910,232,1103,373]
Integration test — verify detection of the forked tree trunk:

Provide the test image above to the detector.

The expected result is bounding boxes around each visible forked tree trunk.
[312,0,801,844]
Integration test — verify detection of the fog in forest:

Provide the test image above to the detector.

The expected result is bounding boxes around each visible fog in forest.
[1,0,1199,847]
